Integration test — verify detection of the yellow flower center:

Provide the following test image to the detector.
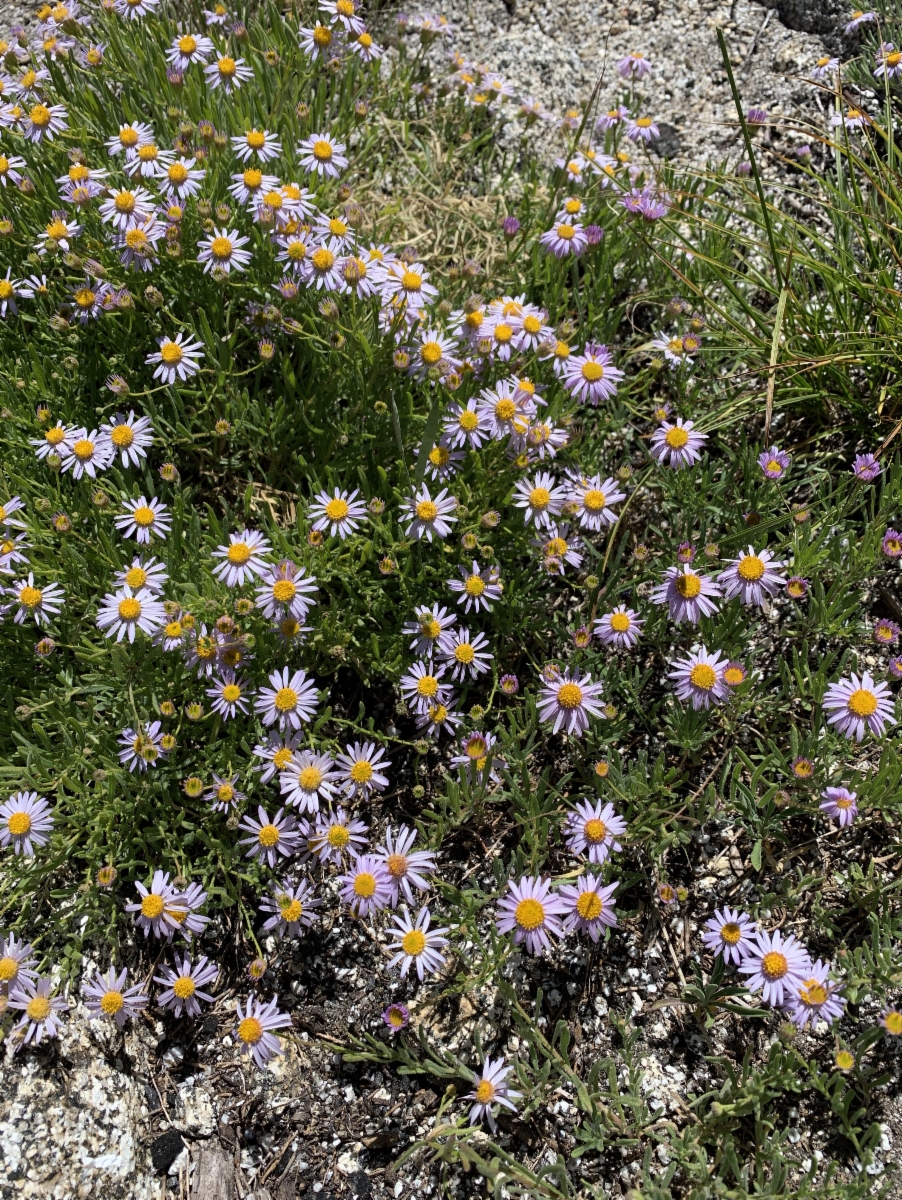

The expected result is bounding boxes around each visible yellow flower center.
[217,784,234,802]
[313,25,331,46]
[558,223,576,239]
[401,930,426,956]
[210,236,233,260]
[222,684,241,703]
[100,990,124,1016]
[800,979,828,1006]
[429,704,448,724]
[455,410,479,434]
[118,597,141,621]
[133,505,155,527]
[258,823,280,847]
[18,586,42,608]
[721,922,741,944]
[141,893,164,919]
[324,498,349,522]
[402,270,422,292]
[29,103,51,128]
[287,240,308,260]
[350,760,373,783]
[529,486,551,510]
[689,663,717,691]
[576,890,602,920]
[514,897,545,930]
[0,956,18,980]
[73,437,95,460]
[297,766,322,791]
[609,612,630,632]
[218,56,237,78]
[263,190,282,209]
[119,128,139,147]
[178,34,197,53]
[243,168,262,190]
[545,537,567,558]
[494,323,513,344]
[723,667,745,686]
[110,424,135,448]
[416,674,439,698]
[227,541,252,564]
[581,361,603,382]
[466,736,488,759]
[238,1016,263,1044]
[114,191,136,213]
[675,572,702,599]
[637,117,653,128]
[429,446,450,467]
[835,797,853,810]
[246,129,265,148]
[46,219,69,241]
[557,682,583,708]
[584,818,606,842]
[274,687,298,712]
[474,1079,495,1104]
[358,31,373,47]
[273,748,292,770]
[737,555,765,581]
[173,976,196,999]
[664,426,689,449]
[26,996,51,1020]
[523,314,542,334]
[46,426,66,446]
[168,162,188,184]
[160,341,183,365]
[312,139,333,162]
[354,872,376,898]
[138,144,158,162]
[416,499,438,522]
[312,247,335,271]
[164,619,183,637]
[327,824,350,848]
[761,951,788,980]
[884,1011,902,1035]
[454,643,475,664]
[0,280,13,300]
[464,575,485,597]
[74,288,96,309]
[337,0,355,13]
[495,398,516,422]
[269,580,295,605]
[848,688,877,717]
[7,811,31,836]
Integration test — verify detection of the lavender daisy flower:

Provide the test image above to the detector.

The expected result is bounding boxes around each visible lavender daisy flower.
[205,774,244,813]
[539,221,587,257]
[746,107,768,127]
[8,976,68,1049]
[561,342,624,405]
[400,659,452,715]
[206,670,252,720]
[400,485,458,542]
[883,528,902,558]
[309,807,369,864]
[812,54,839,80]
[822,671,896,741]
[335,741,391,800]
[238,806,300,868]
[253,732,302,784]
[723,661,747,688]
[537,668,605,736]
[377,825,437,906]
[118,721,166,771]
[701,907,757,965]
[82,966,147,1027]
[738,929,812,1006]
[651,564,722,624]
[787,576,809,599]
[234,993,292,1069]
[386,905,450,979]
[568,473,625,530]
[212,528,271,587]
[512,471,567,529]
[0,934,38,989]
[255,560,318,622]
[594,606,643,649]
[404,604,457,656]
[563,799,626,864]
[382,1002,409,1032]
[650,419,707,469]
[165,882,211,941]
[758,446,791,481]
[279,750,338,813]
[495,876,568,955]
[853,453,880,482]
[449,731,502,782]
[465,1057,521,1132]
[259,880,322,939]
[255,666,319,730]
[627,116,660,142]
[126,871,183,939]
[1,791,53,857]
[845,9,876,33]
[785,960,846,1030]
[618,51,652,78]
[447,561,503,612]
[339,853,393,916]
[874,619,900,646]
[155,954,219,1017]
[621,186,670,221]
[820,786,858,826]
[668,647,729,710]
[559,876,618,942]
[308,487,368,539]
[719,547,787,606]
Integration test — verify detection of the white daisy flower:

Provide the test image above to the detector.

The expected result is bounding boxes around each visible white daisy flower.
[100,411,154,467]
[203,54,254,92]
[308,487,368,539]
[9,573,65,625]
[231,128,282,162]
[211,528,271,586]
[59,427,113,479]
[114,496,172,543]
[400,485,458,542]
[255,667,320,730]
[96,585,165,642]
[197,227,252,274]
[146,332,205,384]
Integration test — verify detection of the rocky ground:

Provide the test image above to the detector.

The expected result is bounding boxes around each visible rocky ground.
[3,2,898,1199]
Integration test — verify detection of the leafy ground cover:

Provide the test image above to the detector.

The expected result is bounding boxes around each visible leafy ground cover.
[1,0,902,1196]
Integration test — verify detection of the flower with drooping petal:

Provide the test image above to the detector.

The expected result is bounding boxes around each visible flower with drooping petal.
[852,453,880,482]
[537,669,605,736]
[820,786,858,826]
[204,53,254,92]
[259,880,322,939]
[758,446,791,481]
[205,774,244,813]
[1,792,53,857]
[126,870,183,938]
[234,993,292,1068]
[496,876,568,956]
[650,419,707,469]
[559,876,618,941]
[146,332,205,384]
[377,825,437,906]
[701,907,757,965]
[238,806,300,868]
[339,853,393,916]
[309,807,369,864]
[8,976,68,1049]
[155,955,219,1017]
[255,560,317,622]
[386,905,449,979]
[651,564,722,624]
[563,799,625,864]
[822,671,896,741]
[738,929,812,1006]
[594,606,643,649]
[212,529,271,587]
[100,411,154,466]
[400,485,458,542]
[83,966,147,1027]
[279,749,338,812]
[335,741,391,800]
[785,960,846,1031]
[668,647,729,710]
[719,547,787,606]
[465,1057,521,1132]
